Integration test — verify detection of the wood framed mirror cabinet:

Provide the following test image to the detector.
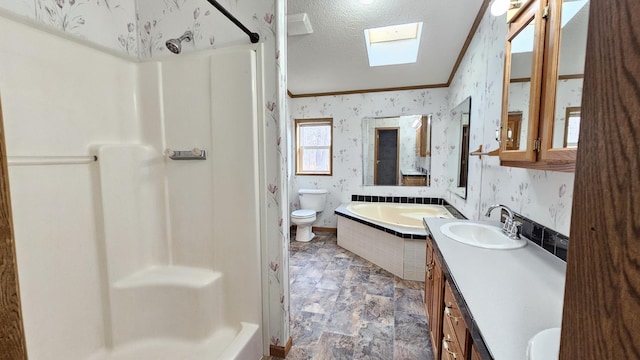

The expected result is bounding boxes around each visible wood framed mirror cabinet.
[499,0,589,172]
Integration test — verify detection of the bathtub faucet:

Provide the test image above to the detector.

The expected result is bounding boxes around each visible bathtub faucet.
[484,204,520,240]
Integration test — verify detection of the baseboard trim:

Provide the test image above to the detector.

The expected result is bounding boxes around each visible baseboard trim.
[269,336,293,358]
[290,225,338,234]
[312,226,337,233]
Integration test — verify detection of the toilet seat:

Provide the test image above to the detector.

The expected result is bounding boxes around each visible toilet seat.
[292,209,315,219]
[526,328,560,360]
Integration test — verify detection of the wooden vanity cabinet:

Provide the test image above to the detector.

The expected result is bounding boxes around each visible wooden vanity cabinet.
[425,238,444,359]
[426,237,486,360]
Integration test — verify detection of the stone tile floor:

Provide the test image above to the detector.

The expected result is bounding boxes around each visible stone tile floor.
[264,231,435,360]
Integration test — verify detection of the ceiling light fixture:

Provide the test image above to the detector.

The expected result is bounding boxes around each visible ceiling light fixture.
[490,0,510,16]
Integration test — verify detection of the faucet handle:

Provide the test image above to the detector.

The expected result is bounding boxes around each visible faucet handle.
[507,221,522,239]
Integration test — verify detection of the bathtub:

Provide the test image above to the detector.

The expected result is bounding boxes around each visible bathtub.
[346,202,454,230]
[335,201,456,281]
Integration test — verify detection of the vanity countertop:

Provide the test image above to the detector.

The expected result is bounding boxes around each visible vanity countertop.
[400,169,426,176]
[423,218,566,360]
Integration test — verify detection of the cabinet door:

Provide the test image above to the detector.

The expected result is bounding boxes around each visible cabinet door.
[471,343,482,360]
[425,240,434,319]
[430,256,445,359]
[539,0,590,162]
[499,0,546,162]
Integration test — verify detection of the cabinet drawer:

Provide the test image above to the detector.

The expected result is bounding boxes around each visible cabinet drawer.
[444,281,468,353]
[442,316,464,360]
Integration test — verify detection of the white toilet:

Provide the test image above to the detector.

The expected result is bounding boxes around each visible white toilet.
[291,188,328,242]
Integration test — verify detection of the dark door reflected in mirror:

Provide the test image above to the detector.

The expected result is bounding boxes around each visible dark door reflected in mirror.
[374,128,399,185]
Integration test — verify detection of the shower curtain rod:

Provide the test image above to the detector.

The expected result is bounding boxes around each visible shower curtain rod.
[206,0,260,44]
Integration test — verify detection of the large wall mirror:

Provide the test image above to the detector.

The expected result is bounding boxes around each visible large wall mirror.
[362,114,431,186]
[447,97,471,199]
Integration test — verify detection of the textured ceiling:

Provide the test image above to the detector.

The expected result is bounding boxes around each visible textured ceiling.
[287,0,485,95]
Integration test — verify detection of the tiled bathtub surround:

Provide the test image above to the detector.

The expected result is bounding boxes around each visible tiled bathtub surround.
[337,216,408,279]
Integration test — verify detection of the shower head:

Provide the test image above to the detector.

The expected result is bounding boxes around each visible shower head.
[166,30,193,54]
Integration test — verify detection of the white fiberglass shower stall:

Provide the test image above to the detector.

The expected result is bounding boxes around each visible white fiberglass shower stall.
[1,14,265,360]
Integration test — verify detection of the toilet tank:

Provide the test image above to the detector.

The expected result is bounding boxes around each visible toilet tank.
[298,189,328,212]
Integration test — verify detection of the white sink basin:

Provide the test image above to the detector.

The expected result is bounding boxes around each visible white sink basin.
[440,222,527,249]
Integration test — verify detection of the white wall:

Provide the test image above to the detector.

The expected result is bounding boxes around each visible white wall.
[289,89,449,228]
[0,15,139,360]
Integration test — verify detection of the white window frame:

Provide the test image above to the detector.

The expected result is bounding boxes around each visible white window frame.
[295,118,333,176]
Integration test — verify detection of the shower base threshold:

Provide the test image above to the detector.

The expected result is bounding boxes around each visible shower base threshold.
[87,323,260,360]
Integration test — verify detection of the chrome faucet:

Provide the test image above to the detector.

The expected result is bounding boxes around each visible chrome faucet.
[484,204,521,240]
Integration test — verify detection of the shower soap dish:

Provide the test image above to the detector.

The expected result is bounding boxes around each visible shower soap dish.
[165,148,207,160]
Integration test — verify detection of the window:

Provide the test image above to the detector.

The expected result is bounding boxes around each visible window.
[295,118,333,175]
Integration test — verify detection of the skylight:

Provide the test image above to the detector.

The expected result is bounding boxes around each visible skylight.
[364,22,423,67]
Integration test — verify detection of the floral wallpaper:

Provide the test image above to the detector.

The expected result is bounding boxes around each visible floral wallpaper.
[1,0,138,56]
[288,89,450,228]
[446,9,575,236]
[0,0,291,351]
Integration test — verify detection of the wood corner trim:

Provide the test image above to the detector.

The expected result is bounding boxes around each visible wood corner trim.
[287,83,449,98]
[0,96,28,360]
[269,336,293,358]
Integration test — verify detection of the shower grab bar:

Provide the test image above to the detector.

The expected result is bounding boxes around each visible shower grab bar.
[205,0,260,44]
[8,155,98,166]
